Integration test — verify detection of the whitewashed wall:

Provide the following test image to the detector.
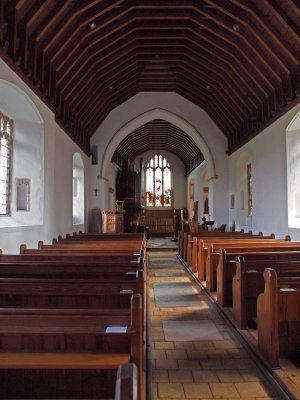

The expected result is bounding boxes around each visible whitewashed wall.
[228,103,300,239]
[0,59,90,253]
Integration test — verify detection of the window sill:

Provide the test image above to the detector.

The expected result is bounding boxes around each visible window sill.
[288,217,300,229]
[0,224,43,233]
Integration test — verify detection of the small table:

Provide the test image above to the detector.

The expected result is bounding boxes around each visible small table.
[202,221,215,231]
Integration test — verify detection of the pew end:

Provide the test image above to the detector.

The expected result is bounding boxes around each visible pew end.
[257,268,300,369]
[19,244,27,254]
[115,363,138,400]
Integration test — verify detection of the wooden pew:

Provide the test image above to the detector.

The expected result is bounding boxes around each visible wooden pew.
[187,231,256,268]
[217,249,300,307]
[0,294,144,399]
[179,229,248,264]
[2,253,142,264]
[0,265,146,326]
[39,241,143,250]
[58,232,145,244]
[206,240,298,292]
[191,232,271,274]
[19,246,146,274]
[69,232,145,239]
[257,268,300,368]
[0,277,142,308]
[115,363,138,400]
[20,242,143,259]
[201,236,290,274]
[232,256,300,329]
[0,262,144,279]
[0,234,147,398]
[200,237,293,283]
[0,272,146,353]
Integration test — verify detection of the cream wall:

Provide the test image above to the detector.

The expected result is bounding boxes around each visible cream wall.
[229,103,300,239]
[0,59,90,253]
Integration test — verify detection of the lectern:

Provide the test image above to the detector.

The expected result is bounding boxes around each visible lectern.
[102,211,125,233]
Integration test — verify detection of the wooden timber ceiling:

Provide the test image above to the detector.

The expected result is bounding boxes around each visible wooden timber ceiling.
[112,119,205,175]
[0,1,300,157]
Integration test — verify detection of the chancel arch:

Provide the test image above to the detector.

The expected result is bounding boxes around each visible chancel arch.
[101,108,215,180]
[99,108,219,218]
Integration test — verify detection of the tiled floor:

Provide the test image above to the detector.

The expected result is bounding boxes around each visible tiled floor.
[148,250,282,399]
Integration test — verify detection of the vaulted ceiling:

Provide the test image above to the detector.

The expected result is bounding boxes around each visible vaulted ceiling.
[0,0,299,157]
[112,119,205,175]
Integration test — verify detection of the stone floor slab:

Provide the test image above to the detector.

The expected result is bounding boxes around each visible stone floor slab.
[163,320,223,341]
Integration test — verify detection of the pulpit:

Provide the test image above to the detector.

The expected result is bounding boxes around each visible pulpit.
[102,211,125,233]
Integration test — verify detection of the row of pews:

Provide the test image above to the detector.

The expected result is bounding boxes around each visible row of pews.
[178,228,300,398]
[0,232,147,399]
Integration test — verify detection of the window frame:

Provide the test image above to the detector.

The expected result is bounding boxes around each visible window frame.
[145,154,172,208]
[0,112,13,216]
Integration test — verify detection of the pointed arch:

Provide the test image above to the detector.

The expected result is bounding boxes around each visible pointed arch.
[0,79,43,123]
[286,111,300,133]
[100,108,216,180]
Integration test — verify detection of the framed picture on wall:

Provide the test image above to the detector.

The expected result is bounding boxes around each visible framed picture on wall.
[194,201,198,221]
[230,194,235,209]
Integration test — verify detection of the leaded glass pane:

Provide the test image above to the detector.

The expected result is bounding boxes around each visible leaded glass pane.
[145,154,172,208]
[164,167,171,207]
[146,166,154,206]
[0,112,12,215]
[154,167,163,206]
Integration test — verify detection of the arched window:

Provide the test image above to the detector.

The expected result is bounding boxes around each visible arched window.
[0,112,13,215]
[145,154,172,207]
[287,111,300,228]
[73,153,84,225]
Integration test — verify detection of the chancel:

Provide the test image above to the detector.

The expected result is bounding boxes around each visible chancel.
[0,1,300,399]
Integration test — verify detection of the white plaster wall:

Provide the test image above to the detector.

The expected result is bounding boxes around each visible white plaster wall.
[0,59,90,253]
[228,103,300,239]
[4,120,43,226]
[132,150,186,209]
[188,163,206,218]
[91,92,228,222]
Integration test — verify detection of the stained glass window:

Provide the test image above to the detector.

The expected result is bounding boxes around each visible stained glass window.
[0,112,13,215]
[146,154,172,207]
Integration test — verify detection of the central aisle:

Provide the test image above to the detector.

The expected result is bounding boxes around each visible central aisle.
[148,249,281,400]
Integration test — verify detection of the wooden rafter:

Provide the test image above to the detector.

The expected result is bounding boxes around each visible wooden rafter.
[0,0,299,156]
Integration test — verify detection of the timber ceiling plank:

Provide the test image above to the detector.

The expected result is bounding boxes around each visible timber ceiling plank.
[112,119,204,174]
[1,0,299,156]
